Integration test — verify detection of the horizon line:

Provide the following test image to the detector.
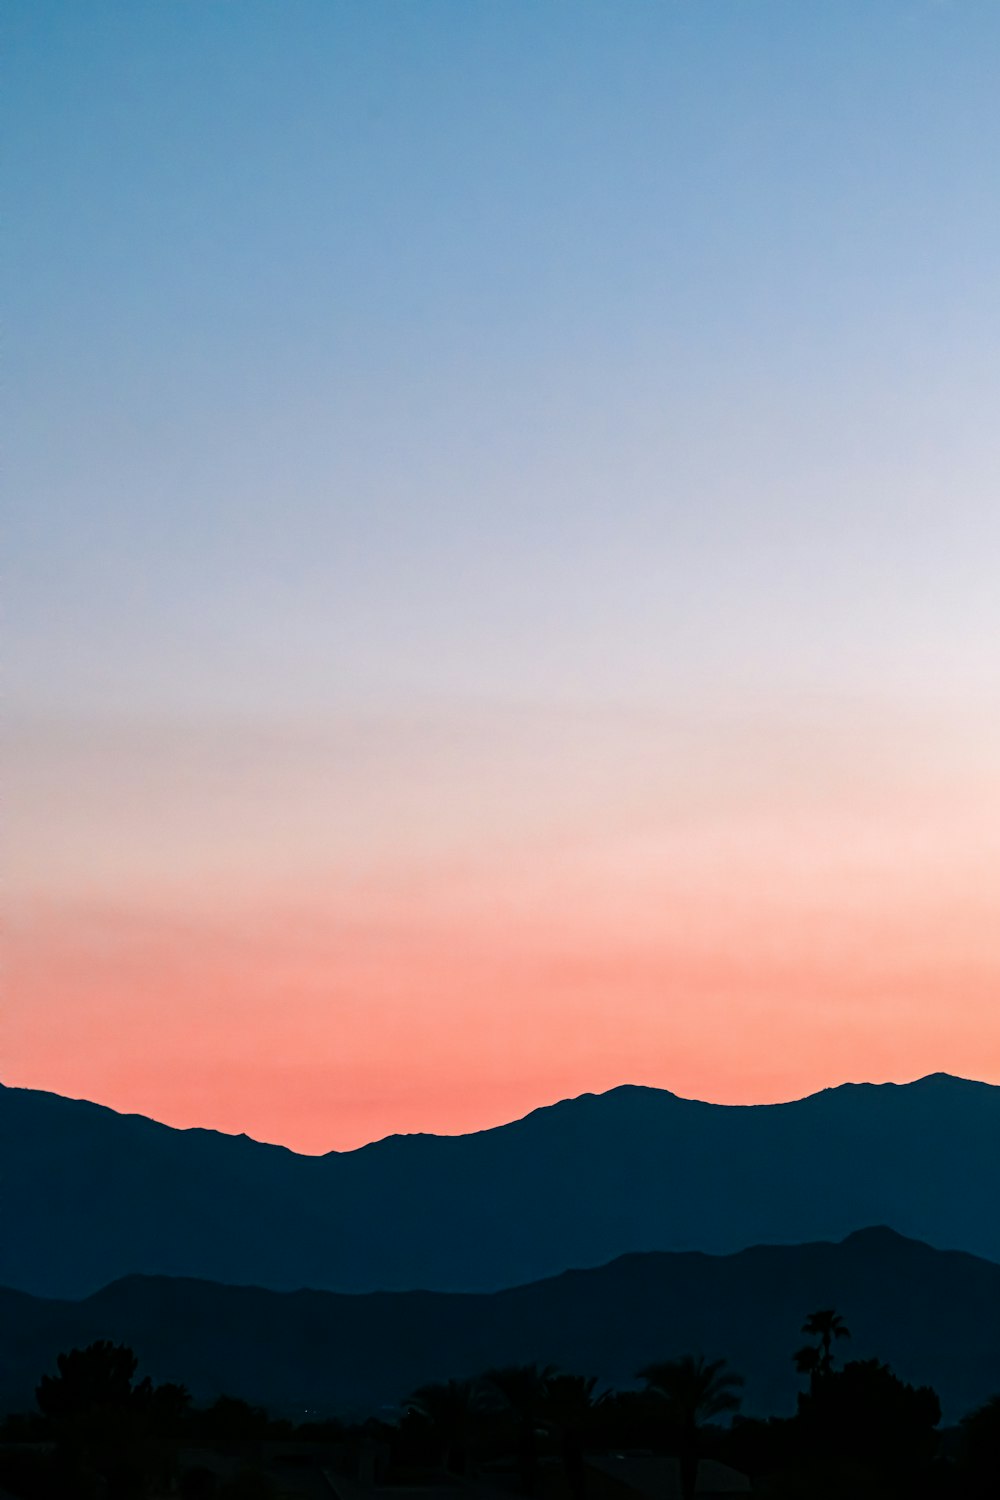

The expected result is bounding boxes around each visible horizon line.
[2,1068,991,1159]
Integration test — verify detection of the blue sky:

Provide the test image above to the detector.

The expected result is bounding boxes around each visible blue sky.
[8,0,1000,716]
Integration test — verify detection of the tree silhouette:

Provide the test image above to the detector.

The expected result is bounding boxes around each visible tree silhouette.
[485,1363,556,1495]
[34,1342,188,1500]
[797,1357,940,1478]
[542,1374,602,1500]
[196,1395,270,1441]
[637,1355,743,1499]
[960,1393,1000,1499]
[793,1344,822,1396]
[36,1342,143,1419]
[405,1378,484,1473]
[801,1309,851,1376]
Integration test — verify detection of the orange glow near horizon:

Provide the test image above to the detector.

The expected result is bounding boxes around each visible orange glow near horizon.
[8,772,1000,1150]
[11,2,1000,1163]
[8,699,1000,1152]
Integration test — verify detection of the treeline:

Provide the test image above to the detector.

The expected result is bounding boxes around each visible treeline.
[1,1310,1000,1498]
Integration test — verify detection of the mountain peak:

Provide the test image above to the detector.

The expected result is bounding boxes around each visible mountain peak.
[910,1071,988,1089]
[840,1225,923,1247]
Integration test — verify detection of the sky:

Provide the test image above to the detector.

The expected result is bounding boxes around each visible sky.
[6,0,1000,1152]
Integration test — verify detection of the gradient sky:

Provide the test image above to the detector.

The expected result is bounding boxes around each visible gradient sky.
[6,0,1000,1151]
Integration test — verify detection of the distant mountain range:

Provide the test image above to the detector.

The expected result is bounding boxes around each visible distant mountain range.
[2,1228,998,1423]
[2,1073,999,1300]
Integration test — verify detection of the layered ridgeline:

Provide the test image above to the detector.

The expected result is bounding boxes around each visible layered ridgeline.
[2,1074,998,1299]
[2,1230,1000,1422]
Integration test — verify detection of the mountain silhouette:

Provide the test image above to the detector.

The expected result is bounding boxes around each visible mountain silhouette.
[1,1229,998,1423]
[2,1074,998,1298]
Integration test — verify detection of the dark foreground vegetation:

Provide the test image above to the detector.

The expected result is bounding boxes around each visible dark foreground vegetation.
[2,1313,999,1500]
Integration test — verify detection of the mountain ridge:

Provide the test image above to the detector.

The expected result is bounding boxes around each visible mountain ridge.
[3,1070,992,1156]
[4,1072,999,1300]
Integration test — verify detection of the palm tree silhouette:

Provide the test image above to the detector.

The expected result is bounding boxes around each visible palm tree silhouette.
[793,1344,822,1396]
[542,1374,602,1500]
[637,1355,743,1499]
[485,1363,556,1495]
[801,1309,851,1376]
[405,1378,483,1473]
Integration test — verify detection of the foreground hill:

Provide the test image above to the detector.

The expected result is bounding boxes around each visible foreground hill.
[2,1229,999,1423]
[2,1073,999,1298]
